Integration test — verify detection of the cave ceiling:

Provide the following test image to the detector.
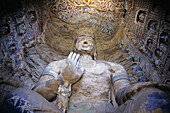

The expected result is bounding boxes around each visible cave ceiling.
[44,0,126,59]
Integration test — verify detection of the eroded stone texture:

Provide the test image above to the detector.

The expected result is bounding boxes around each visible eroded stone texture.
[0,0,170,112]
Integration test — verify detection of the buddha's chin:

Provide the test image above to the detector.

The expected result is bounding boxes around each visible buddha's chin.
[75,47,94,56]
[82,48,90,51]
[78,46,91,51]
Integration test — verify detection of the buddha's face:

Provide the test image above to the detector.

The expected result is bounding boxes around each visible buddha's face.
[75,36,95,52]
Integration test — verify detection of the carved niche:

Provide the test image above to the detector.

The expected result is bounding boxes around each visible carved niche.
[135,10,146,26]
[0,23,10,37]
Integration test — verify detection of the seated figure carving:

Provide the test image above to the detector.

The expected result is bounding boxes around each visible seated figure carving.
[2,34,170,113]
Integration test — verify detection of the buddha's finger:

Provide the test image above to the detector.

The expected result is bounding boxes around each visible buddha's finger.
[67,52,73,60]
[76,58,80,68]
[74,54,80,64]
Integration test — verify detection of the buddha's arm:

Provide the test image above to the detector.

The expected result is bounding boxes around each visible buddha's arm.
[108,62,131,95]
[106,62,131,105]
[108,62,164,106]
[33,54,84,101]
[33,60,64,101]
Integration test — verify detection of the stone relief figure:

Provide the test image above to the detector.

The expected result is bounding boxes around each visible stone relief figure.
[2,35,170,113]
[146,38,153,49]
[136,10,146,25]
[159,31,169,46]
[27,11,37,24]
[148,20,158,32]
[155,48,164,58]
[0,23,10,37]
[16,22,26,36]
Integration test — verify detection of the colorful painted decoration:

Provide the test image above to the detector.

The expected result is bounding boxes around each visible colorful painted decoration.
[16,22,26,36]
[120,30,159,82]
[0,9,44,73]
[51,0,125,34]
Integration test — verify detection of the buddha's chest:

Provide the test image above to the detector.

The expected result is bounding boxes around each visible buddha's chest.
[79,60,111,77]
[72,60,112,96]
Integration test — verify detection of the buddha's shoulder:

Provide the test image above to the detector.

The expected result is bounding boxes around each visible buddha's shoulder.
[96,60,121,65]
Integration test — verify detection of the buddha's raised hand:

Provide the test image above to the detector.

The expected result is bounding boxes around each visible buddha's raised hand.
[62,52,84,84]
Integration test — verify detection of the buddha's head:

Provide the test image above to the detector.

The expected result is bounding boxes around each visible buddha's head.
[74,34,97,59]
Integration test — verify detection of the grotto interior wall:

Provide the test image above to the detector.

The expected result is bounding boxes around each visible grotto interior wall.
[0,0,169,107]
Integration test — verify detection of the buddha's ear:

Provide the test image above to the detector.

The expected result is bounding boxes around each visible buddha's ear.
[94,52,97,60]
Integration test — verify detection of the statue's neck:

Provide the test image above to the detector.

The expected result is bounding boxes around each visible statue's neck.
[80,54,93,61]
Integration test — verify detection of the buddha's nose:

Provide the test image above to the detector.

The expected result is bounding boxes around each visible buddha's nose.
[83,41,88,44]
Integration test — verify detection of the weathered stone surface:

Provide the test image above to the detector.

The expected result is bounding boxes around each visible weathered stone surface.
[0,0,169,111]
[0,84,16,107]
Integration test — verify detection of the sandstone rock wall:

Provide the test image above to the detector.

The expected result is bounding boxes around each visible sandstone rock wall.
[0,0,169,106]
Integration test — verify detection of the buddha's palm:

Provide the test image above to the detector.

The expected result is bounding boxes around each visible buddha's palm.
[62,52,84,84]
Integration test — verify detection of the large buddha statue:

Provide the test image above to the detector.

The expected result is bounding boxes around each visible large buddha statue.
[2,34,170,113]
